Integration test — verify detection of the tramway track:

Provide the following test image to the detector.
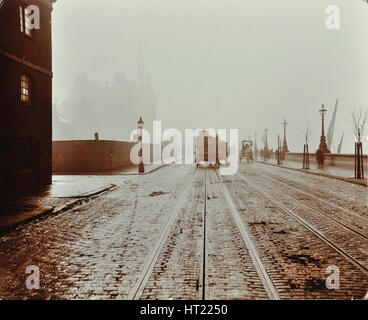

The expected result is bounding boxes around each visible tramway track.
[242,178,368,276]
[127,167,199,300]
[214,170,280,300]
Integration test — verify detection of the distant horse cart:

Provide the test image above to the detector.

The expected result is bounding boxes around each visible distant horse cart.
[240,140,253,163]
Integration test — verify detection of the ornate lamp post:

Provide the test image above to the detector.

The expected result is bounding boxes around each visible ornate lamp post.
[318,104,331,153]
[137,116,145,173]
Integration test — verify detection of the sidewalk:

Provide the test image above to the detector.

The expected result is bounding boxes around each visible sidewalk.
[0,163,168,235]
[256,159,367,187]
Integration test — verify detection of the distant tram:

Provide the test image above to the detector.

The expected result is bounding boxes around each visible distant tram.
[195,131,228,168]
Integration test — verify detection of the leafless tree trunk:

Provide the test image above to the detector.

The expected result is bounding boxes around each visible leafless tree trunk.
[351,108,367,179]
[301,122,312,170]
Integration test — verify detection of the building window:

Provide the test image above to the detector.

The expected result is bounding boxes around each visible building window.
[20,74,34,104]
[19,5,32,37]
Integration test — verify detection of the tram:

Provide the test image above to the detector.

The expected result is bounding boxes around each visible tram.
[195,131,228,168]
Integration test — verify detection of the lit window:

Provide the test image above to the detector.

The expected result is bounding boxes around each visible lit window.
[20,75,33,104]
[19,6,24,33]
[19,5,32,37]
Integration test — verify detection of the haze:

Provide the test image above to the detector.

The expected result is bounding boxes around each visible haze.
[52,0,368,153]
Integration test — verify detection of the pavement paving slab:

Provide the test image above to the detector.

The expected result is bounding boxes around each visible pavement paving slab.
[0,164,168,235]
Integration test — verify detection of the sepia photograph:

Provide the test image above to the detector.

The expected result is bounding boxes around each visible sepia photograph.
[0,0,368,309]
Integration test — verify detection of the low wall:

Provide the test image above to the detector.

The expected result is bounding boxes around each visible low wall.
[53,140,145,174]
[52,140,175,174]
[284,152,368,171]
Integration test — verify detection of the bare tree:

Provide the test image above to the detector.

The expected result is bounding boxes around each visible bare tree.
[350,108,367,179]
[301,122,312,170]
[301,122,312,145]
[351,108,368,142]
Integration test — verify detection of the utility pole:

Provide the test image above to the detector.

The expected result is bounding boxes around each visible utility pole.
[254,131,259,160]
[282,119,289,153]
[264,127,269,151]
[277,134,281,165]
[263,127,269,162]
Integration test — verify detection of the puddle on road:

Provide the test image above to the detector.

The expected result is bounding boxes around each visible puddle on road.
[286,254,320,265]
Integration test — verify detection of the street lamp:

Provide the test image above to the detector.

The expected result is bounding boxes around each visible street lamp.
[137,116,144,173]
[318,104,330,153]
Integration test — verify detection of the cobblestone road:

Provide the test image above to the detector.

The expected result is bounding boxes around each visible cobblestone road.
[0,163,367,300]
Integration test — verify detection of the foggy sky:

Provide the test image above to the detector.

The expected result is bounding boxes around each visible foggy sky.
[52,0,368,153]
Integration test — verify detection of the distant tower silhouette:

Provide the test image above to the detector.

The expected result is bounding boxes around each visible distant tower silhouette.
[120,55,126,78]
[137,42,145,86]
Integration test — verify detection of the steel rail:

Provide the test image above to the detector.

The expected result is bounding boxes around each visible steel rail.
[215,170,280,300]
[244,178,368,276]
[128,167,199,300]
[241,172,368,241]
[256,168,368,223]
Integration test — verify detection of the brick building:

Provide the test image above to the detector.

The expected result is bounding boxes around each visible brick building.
[0,0,56,193]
